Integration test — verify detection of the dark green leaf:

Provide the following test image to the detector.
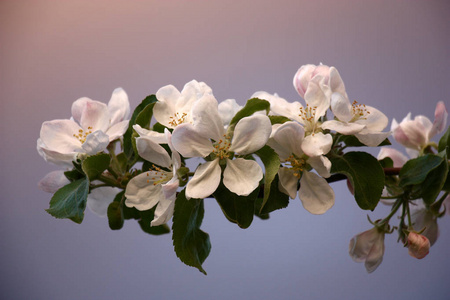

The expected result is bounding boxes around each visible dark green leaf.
[152,122,168,133]
[269,115,290,125]
[213,182,259,229]
[107,201,124,230]
[228,98,270,129]
[172,189,211,275]
[81,153,111,181]
[399,154,445,187]
[257,174,290,215]
[123,95,158,159]
[64,169,85,182]
[255,145,281,213]
[340,135,391,147]
[138,209,170,235]
[46,178,89,224]
[330,152,384,210]
[438,126,450,157]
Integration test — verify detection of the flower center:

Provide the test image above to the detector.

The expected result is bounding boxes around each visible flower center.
[283,154,306,178]
[212,135,231,159]
[299,105,320,134]
[168,112,188,127]
[73,126,93,144]
[350,101,370,121]
[145,165,172,186]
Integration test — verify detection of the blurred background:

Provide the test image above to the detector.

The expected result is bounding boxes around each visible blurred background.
[1,1,449,299]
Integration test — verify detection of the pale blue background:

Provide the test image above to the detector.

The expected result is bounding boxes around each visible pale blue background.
[1,1,449,299]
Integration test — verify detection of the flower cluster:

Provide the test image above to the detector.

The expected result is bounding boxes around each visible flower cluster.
[37,64,449,275]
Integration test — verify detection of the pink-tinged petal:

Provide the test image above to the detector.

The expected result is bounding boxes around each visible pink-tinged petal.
[298,171,335,214]
[307,156,331,178]
[430,101,448,138]
[79,100,110,132]
[301,132,332,157]
[106,120,129,141]
[87,186,119,217]
[186,159,221,199]
[277,167,298,199]
[321,120,365,135]
[125,172,164,211]
[330,93,352,122]
[133,125,167,144]
[171,123,214,157]
[444,194,450,216]
[355,131,391,147]
[37,141,78,166]
[329,67,347,98]
[179,80,213,110]
[252,91,302,121]
[81,130,109,155]
[38,170,70,193]
[411,203,439,246]
[355,105,388,132]
[377,148,408,168]
[136,137,171,168]
[108,88,130,125]
[293,64,316,98]
[154,84,181,128]
[304,76,330,121]
[391,118,400,132]
[349,227,380,263]
[191,94,225,141]
[71,97,90,124]
[229,115,272,155]
[407,232,430,259]
[40,119,83,152]
[270,121,305,159]
[364,232,385,273]
[223,158,262,196]
[395,119,429,149]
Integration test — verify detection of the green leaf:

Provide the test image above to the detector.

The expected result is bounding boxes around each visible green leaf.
[138,209,170,235]
[213,182,259,229]
[330,152,384,210]
[228,98,270,129]
[400,154,448,204]
[46,178,89,224]
[172,190,211,275]
[340,135,391,147]
[254,145,281,213]
[269,115,290,125]
[107,201,124,230]
[123,95,158,159]
[257,174,290,215]
[438,126,450,157]
[81,153,111,181]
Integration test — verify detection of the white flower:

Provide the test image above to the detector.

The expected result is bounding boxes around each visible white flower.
[171,94,272,199]
[322,93,391,146]
[391,101,448,156]
[37,88,130,165]
[349,227,385,273]
[153,80,213,129]
[125,129,181,226]
[218,99,242,128]
[268,121,334,214]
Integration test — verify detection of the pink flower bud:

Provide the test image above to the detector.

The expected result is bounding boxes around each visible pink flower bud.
[293,64,330,98]
[407,232,430,259]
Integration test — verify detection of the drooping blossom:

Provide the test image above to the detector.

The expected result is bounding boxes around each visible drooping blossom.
[37,88,130,165]
[153,80,213,129]
[125,129,181,226]
[349,226,386,273]
[391,101,448,156]
[410,200,439,246]
[267,121,334,214]
[406,232,430,259]
[171,94,272,199]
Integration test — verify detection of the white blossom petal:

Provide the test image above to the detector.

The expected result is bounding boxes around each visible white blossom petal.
[277,167,298,199]
[191,94,225,141]
[133,124,167,143]
[252,91,302,121]
[171,123,214,157]
[81,130,109,155]
[355,105,388,132]
[270,121,305,159]
[223,158,262,196]
[108,88,130,125]
[106,120,129,141]
[307,156,331,178]
[71,97,90,124]
[301,132,332,157]
[377,148,408,168]
[321,120,365,135]
[354,131,391,147]
[79,100,110,132]
[304,76,329,121]
[87,186,119,217]
[330,93,352,122]
[298,171,334,214]
[125,172,165,211]
[218,99,242,127]
[229,115,272,155]
[136,137,171,168]
[430,101,448,138]
[40,120,83,153]
[186,159,221,199]
[38,170,70,193]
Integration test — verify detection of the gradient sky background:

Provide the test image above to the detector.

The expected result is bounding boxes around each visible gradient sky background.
[1,1,449,299]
